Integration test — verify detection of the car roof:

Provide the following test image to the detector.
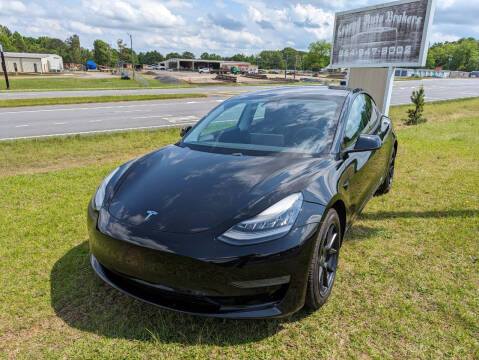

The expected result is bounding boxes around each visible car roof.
[232,85,354,101]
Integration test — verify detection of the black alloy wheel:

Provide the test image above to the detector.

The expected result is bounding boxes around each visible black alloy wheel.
[305,208,341,310]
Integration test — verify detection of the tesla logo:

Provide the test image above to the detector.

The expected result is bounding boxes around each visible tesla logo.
[145,210,158,221]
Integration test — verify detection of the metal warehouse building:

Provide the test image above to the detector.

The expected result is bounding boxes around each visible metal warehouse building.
[161,58,255,71]
[1,52,64,73]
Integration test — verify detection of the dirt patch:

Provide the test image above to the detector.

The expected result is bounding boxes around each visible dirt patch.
[153,73,185,84]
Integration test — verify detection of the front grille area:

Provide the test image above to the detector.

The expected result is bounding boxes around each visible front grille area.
[100,261,287,314]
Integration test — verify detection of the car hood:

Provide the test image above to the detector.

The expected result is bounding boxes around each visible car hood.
[108,145,330,234]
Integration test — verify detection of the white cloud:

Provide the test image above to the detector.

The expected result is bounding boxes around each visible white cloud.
[291,4,334,29]
[6,0,26,12]
[70,21,102,35]
[83,0,184,29]
[25,18,64,37]
[0,0,475,56]
[215,0,227,8]
[165,0,194,9]
[429,30,460,44]
[437,0,456,9]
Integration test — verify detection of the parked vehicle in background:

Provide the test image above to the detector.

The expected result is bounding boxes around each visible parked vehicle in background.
[120,72,130,80]
[231,67,240,74]
[247,68,258,74]
[470,71,479,78]
[198,68,210,73]
[258,69,266,74]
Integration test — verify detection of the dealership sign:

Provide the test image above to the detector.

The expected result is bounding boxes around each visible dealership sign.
[330,0,436,68]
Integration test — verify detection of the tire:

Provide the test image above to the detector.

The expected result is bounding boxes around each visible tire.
[305,209,341,310]
[375,147,396,196]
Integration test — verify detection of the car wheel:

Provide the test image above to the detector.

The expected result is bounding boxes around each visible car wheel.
[305,208,341,310]
[375,147,396,196]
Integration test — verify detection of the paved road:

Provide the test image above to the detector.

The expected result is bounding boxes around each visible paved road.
[0,97,227,141]
[391,78,479,104]
[0,85,269,99]
[1,78,478,141]
[1,78,478,102]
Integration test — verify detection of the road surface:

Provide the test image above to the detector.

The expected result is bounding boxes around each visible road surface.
[0,97,228,141]
[1,78,478,141]
[1,78,478,103]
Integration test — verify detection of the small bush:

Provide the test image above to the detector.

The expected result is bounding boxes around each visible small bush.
[404,86,427,125]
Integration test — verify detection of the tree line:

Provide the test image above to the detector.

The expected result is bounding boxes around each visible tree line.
[1,25,478,72]
[426,38,479,72]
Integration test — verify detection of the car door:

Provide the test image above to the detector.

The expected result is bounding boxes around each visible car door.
[338,93,381,216]
[367,96,393,193]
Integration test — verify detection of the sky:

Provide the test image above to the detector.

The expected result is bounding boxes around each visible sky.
[0,0,477,56]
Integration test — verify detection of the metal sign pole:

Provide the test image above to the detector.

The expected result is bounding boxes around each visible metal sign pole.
[382,66,395,116]
[0,45,10,90]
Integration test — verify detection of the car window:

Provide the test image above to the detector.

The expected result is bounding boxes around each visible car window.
[364,95,379,133]
[183,97,343,155]
[199,103,246,136]
[252,103,265,125]
[343,94,372,148]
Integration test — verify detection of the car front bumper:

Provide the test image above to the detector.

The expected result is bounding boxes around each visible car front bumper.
[87,202,321,319]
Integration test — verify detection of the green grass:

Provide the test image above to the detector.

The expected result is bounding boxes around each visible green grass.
[0,93,207,109]
[395,76,425,81]
[0,76,194,92]
[0,99,478,359]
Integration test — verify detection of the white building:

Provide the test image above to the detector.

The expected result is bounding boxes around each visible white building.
[1,52,64,73]
[161,58,255,71]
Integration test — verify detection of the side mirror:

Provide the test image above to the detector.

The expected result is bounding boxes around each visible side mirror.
[349,134,382,153]
[180,125,192,137]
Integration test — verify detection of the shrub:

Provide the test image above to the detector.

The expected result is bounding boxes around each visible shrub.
[404,86,427,125]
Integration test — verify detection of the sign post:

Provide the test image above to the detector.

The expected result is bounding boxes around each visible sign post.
[0,44,10,90]
[329,0,436,115]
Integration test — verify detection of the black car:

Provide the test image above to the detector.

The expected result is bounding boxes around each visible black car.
[88,86,397,319]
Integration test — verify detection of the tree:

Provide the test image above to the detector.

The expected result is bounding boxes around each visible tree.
[305,40,331,71]
[451,38,479,72]
[405,87,426,125]
[257,50,284,69]
[93,39,110,66]
[12,31,26,52]
[166,52,181,60]
[110,49,120,67]
[181,51,195,59]
[200,52,222,60]
[0,26,15,51]
[281,47,298,69]
[65,34,82,63]
[138,51,164,65]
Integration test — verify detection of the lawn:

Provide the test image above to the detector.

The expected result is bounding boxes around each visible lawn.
[0,93,207,109]
[0,98,478,359]
[0,76,194,92]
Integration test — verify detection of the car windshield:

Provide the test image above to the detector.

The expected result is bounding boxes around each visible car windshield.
[181,96,343,155]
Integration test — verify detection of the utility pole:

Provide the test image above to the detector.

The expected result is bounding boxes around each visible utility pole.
[0,45,10,90]
[285,54,288,79]
[294,55,297,80]
[127,33,135,79]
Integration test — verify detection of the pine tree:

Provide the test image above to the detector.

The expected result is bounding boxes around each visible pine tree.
[405,86,427,125]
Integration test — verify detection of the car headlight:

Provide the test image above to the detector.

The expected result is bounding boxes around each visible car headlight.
[218,193,303,245]
[93,167,120,211]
